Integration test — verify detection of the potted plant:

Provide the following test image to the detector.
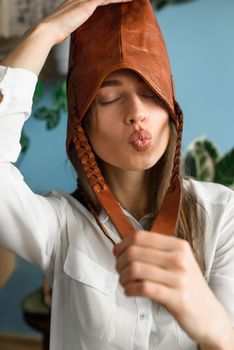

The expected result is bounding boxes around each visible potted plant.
[184,137,234,189]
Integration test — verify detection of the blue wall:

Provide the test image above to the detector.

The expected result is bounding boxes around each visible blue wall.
[0,0,233,334]
[158,0,234,156]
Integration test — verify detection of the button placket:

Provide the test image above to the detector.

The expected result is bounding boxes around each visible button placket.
[139,312,146,320]
[133,297,152,350]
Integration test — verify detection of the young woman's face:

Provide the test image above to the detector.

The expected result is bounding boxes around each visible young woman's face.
[86,69,170,171]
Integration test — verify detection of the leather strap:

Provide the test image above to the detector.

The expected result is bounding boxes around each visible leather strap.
[71,100,183,240]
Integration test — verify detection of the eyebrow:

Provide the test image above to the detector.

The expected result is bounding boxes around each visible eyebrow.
[100,78,145,88]
[100,80,122,88]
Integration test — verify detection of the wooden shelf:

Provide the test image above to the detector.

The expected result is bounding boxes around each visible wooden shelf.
[0,333,42,350]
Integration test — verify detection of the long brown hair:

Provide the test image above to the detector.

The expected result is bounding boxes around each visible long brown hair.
[70,102,207,274]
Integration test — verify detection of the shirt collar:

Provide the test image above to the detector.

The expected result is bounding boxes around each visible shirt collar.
[98,204,154,229]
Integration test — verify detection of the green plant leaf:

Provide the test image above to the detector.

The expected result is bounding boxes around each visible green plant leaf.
[34,106,49,121]
[199,168,210,182]
[20,130,30,154]
[184,136,234,188]
[184,137,217,182]
[34,107,60,129]
[184,153,197,178]
[214,148,234,186]
[55,81,67,111]
[46,109,61,130]
[33,80,44,105]
[202,139,220,162]
[199,154,207,168]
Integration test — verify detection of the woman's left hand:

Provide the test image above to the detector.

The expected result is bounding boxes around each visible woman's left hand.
[113,230,229,346]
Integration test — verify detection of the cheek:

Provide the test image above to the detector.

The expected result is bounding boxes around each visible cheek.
[150,113,170,157]
[152,111,170,139]
[86,117,115,153]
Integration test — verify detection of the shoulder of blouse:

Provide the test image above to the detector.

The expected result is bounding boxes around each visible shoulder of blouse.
[183,178,233,206]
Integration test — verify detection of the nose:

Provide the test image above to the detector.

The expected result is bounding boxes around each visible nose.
[124,95,148,126]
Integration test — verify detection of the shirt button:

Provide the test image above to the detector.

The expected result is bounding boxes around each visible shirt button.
[139,313,146,320]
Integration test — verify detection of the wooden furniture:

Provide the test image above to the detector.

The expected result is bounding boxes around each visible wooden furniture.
[22,288,51,350]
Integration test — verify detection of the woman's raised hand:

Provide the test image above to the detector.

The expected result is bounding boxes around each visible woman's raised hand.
[40,0,130,45]
[1,0,132,75]
[40,0,132,46]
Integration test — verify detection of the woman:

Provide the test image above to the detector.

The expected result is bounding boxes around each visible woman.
[0,0,234,349]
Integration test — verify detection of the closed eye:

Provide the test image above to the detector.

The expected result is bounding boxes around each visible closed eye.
[99,98,120,106]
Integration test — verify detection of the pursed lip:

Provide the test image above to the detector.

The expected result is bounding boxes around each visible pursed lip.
[128,130,152,143]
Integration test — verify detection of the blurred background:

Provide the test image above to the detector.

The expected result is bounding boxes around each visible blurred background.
[0,0,233,349]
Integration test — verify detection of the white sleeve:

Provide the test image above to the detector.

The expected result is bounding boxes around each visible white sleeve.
[0,65,38,162]
[0,66,66,274]
[208,190,234,325]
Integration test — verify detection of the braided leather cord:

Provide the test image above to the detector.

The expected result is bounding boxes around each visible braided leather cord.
[72,123,107,193]
[72,119,135,239]
[71,100,183,240]
[171,100,184,186]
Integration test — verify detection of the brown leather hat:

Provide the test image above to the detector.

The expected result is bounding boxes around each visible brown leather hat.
[66,0,183,240]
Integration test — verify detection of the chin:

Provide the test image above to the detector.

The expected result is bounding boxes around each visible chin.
[117,157,160,171]
[98,151,163,172]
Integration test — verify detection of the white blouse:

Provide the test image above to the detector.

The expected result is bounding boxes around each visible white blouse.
[0,66,233,350]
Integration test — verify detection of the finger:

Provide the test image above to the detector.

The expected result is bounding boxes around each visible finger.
[123,280,175,305]
[119,261,184,288]
[115,245,177,272]
[125,280,185,318]
[113,230,182,257]
[41,0,133,45]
